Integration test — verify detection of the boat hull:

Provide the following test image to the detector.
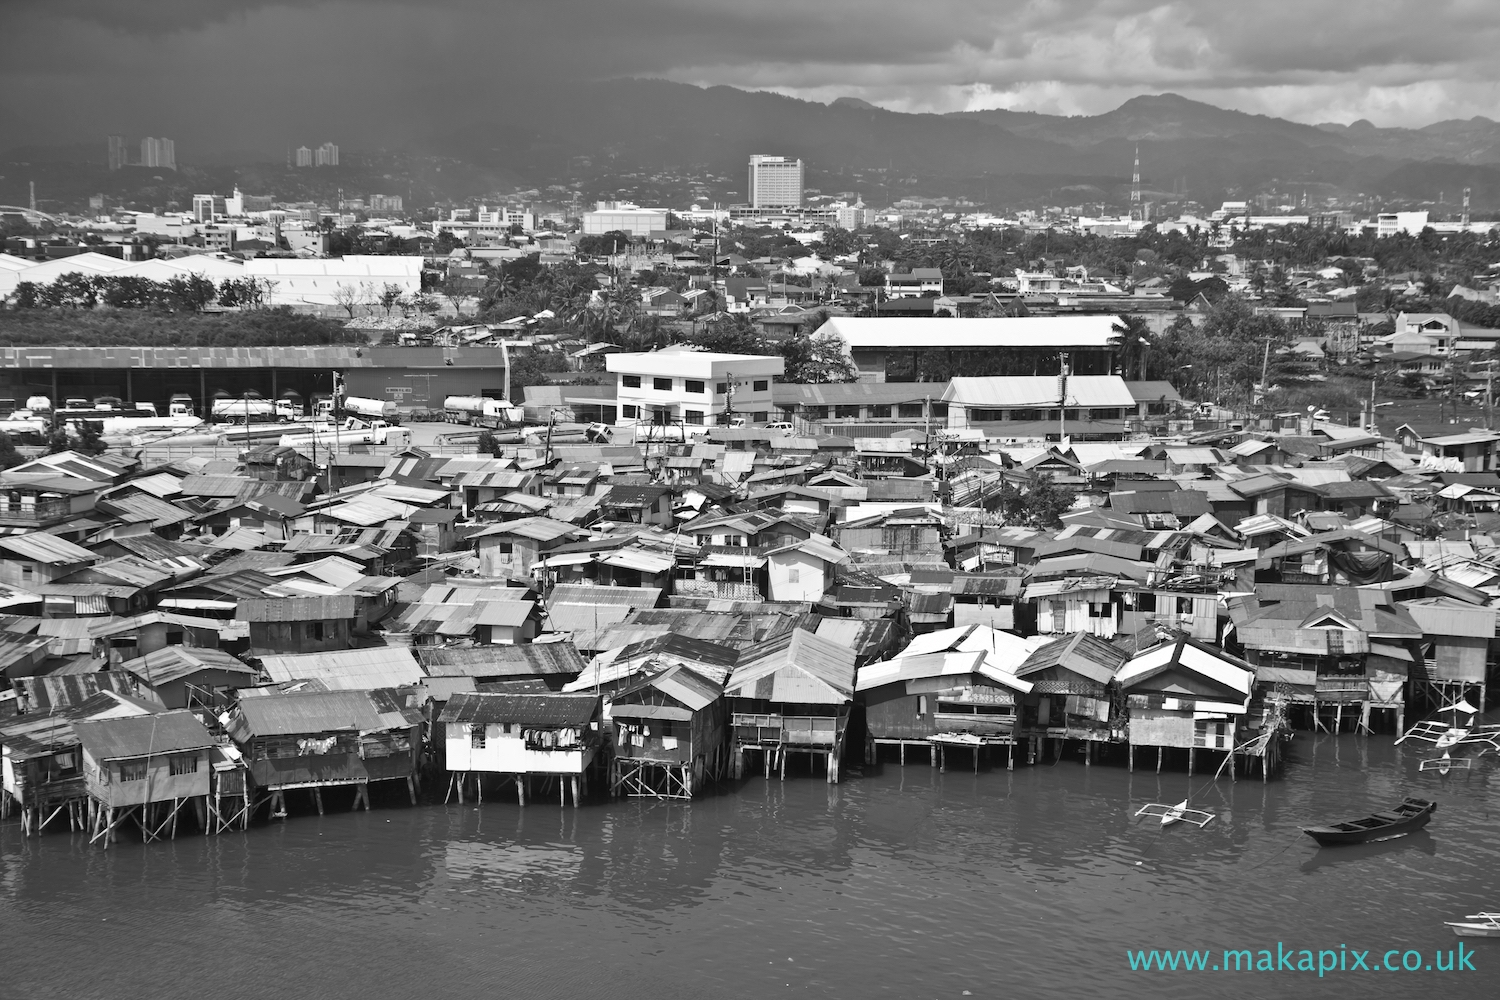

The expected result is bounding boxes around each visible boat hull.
[1301,798,1436,847]
[1447,923,1500,938]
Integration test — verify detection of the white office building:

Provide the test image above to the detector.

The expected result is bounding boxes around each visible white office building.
[581,202,668,237]
[140,137,176,170]
[607,346,785,427]
[1377,211,1429,237]
[316,142,340,167]
[748,155,803,209]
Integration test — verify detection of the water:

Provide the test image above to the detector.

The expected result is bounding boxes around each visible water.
[2,734,1497,1000]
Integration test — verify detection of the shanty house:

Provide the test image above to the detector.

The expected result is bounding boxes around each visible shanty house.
[75,711,216,843]
[238,595,360,654]
[439,692,602,806]
[1014,633,1127,739]
[725,629,856,782]
[763,533,846,603]
[0,533,98,590]
[228,689,423,814]
[469,517,578,579]
[119,646,259,710]
[1116,637,1254,767]
[609,664,726,799]
[857,647,1034,764]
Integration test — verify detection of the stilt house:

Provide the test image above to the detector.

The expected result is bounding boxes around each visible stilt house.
[725,628,856,782]
[609,664,726,799]
[438,692,602,806]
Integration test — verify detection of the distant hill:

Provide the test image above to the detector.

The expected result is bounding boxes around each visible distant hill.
[12,82,1500,213]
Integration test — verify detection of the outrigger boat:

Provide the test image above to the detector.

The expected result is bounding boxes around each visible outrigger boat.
[1136,799,1215,828]
[1301,797,1436,846]
[1396,700,1500,753]
[1445,913,1500,938]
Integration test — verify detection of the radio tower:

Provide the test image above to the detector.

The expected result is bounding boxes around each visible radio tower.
[1463,186,1472,227]
[1130,146,1142,220]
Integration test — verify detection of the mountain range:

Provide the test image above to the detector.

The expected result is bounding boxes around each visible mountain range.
[8,83,1500,214]
[439,82,1500,212]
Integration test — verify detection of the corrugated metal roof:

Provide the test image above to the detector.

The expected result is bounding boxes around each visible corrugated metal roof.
[0,532,98,565]
[9,670,143,714]
[74,710,215,761]
[726,628,856,704]
[231,688,422,737]
[418,643,584,678]
[256,647,425,689]
[237,595,361,621]
[437,691,599,726]
[1016,633,1127,685]
[99,493,195,528]
[121,646,257,686]
[613,663,722,713]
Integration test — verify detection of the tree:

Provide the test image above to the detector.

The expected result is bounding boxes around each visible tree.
[440,274,469,319]
[0,430,22,470]
[689,314,766,355]
[333,282,362,321]
[163,273,217,312]
[995,474,1076,528]
[1111,314,1153,381]
[379,282,406,319]
[13,282,40,309]
[577,230,631,255]
[781,330,859,384]
[476,430,502,456]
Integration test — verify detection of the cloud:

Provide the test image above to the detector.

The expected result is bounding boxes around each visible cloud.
[2,0,1497,159]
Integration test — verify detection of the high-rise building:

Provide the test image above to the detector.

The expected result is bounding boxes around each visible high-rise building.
[107,134,127,171]
[747,155,804,209]
[316,142,339,167]
[295,146,313,168]
[140,137,176,170]
[192,193,227,223]
[369,193,404,213]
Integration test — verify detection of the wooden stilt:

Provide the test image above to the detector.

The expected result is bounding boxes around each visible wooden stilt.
[899,741,905,766]
[313,787,325,815]
[516,775,526,806]
[1128,744,1134,772]
[1007,741,1014,770]
[1156,746,1163,773]
[1188,748,1195,777]
[406,775,417,805]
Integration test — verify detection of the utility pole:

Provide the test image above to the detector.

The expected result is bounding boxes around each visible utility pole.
[1057,352,1070,448]
[1463,187,1472,228]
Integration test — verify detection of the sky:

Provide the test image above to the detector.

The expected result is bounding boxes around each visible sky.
[3,0,1498,158]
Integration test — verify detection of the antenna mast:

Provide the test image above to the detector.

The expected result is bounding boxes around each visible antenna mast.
[1130,146,1141,220]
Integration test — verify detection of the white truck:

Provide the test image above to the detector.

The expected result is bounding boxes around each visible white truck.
[342,396,401,424]
[25,395,52,413]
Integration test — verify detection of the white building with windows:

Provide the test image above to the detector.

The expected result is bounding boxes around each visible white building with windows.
[748,155,804,209]
[607,346,784,428]
[581,202,668,238]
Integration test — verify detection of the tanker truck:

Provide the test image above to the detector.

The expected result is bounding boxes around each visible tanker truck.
[342,396,401,424]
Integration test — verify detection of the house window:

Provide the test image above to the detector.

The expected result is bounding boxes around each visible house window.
[752,412,768,422]
[834,405,860,419]
[685,410,704,425]
[653,377,673,391]
[897,403,923,418]
[685,380,705,394]
[753,380,769,392]
[1064,409,1080,420]
[716,382,727,394]
[787,565,800,583]
[471,726,487,749]
[917,695,928,715]
[622,404,639,419]
[930,403,947,418]
[119,761,148,782]
[307,621,326,641]
[1088,408,1120,420]
[169,754,199,776]
[496,541,513,554]
[810,406,830,420]
[622,375,641,388]
[1010,409,1041,421]
[870,405,892,418]
[21,564,34,581]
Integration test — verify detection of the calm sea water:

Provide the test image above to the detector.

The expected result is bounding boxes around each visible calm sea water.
[2,734,1497,1000]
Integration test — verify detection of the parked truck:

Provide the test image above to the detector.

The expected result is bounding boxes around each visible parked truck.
[168,394,196,418]
[443,395,486,424]
[342,396,401,424]
[211,397,279,423]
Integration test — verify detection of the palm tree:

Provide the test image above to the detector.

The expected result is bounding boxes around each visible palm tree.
[1112,314,1153,381]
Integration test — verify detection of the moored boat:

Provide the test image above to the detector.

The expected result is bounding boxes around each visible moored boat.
[1445,913,1500,938]
[1301,797,1436,846]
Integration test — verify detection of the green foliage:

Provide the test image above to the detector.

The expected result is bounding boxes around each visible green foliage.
[687,314,764,355]
[0,307,363,348]
[779,330,859,384]
[995,474,1076,528]
[475,430,502,456]
[576,231,632,255]
[0,431,21,470]
[508,350,571,391]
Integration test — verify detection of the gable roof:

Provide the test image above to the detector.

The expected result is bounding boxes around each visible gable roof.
[436,691,599,727]
[725,628,855,704]
[74,710,216,760]
[231,688,421,737]
[255,647,425,689]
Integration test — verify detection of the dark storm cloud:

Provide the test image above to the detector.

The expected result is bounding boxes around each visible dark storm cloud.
[3,0,1497,159]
